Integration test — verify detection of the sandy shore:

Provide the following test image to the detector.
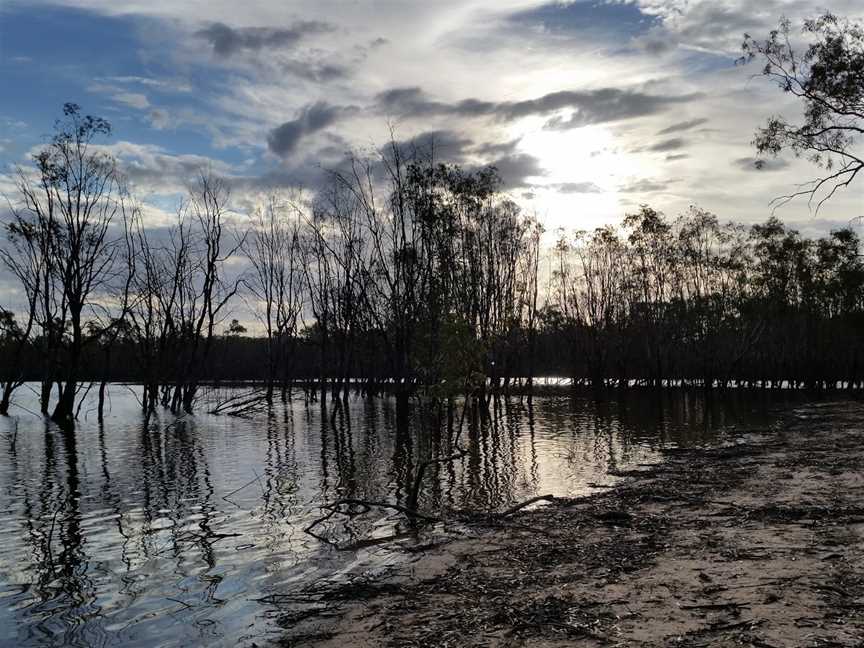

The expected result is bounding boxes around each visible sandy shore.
[276,401,864,647]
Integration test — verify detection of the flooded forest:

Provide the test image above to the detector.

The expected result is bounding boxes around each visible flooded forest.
[1,106,863,430]
[1,8,863,648]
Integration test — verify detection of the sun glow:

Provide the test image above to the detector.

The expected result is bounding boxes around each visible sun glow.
[513,117,648,233]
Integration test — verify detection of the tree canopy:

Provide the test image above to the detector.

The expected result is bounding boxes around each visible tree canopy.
[742,13,864,209]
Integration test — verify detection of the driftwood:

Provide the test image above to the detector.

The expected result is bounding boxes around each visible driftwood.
[208,388,269,416]
[303,498,441,546]
[495,495,557,518]
[406,449,468,511]
[303,395,557,547]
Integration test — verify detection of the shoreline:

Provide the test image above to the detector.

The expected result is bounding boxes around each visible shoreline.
[275,401,864,647]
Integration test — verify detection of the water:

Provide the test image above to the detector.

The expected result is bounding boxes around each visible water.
[0,385,785,647]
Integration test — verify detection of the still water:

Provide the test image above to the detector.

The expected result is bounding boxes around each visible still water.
[0,385,784,647]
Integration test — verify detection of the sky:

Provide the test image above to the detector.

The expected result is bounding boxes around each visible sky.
[0,1,862,257]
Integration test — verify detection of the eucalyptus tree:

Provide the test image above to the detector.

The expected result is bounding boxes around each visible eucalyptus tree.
[675,208,758,388]
[243,193,304,401]
[326,145,432,412]
[743,13,864,208]
[623,206,681,387]
[4,104,124,429]
[0,213,43,414]
[171,173,243,413]
[553,225,632,387]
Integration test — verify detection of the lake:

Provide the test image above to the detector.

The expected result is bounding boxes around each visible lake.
[0,385,787,647]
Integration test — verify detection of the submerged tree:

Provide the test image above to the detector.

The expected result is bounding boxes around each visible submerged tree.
[4,104,124,429]
[242,194,303,401]
[742,13,864,208]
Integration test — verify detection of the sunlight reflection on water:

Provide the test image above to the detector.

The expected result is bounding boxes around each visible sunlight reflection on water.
[0,385,783,647]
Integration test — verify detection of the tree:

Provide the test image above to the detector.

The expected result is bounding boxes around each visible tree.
[5,104,123,429]
[225,319,247,337]
[0,213,43,414]
[742,13,864,209]
[242,194,303,401]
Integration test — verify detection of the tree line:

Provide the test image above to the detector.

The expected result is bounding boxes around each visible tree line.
[2,104,863,433]
[546,207,864,391]
[0,105,544,428]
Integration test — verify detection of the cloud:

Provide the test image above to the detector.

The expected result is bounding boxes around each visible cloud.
[632,0,864,54]
[657,118,708,135]
[648,137,688,152]
[100,75,193,93]
[267,102,345,157]
[98,141,235,193]
[544,182,604,194]
[665,153,689,161]
[733,156,790,172]
[618,178,674,193]
[376,86,702,128]
[88,82,151,110]
[280,60,349,83]
[629,137,689,154]
[196,20,335,57]
[391,129,475,162]
[112,92,150,110]
[489,153,545,189]
[149,109,171,129]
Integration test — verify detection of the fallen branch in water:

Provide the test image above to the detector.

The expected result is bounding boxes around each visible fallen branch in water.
[209,388,269,416]
[495,495,557,518]
[407,449,468,511]
[304,498,441,545]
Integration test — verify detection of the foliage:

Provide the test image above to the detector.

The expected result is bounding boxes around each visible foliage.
[742,13,864,208]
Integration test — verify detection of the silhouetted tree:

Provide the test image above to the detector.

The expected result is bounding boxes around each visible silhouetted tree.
[743,13,864,208]
[242,194,303,401]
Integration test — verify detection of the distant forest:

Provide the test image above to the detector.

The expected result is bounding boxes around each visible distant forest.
[2,12,863,429]
[6,198,863,396]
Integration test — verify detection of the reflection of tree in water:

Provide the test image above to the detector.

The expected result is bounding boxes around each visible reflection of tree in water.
[0,388,794,648]
[263,405,299,515]
[14,425,103,648]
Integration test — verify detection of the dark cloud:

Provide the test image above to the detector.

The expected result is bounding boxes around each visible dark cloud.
[635,33,676,56]
[657,118,708,135]
[648,137,688,152]
[267,102,345,157]
[489,153,546,189]
[281,60,350,83]
[376,86,701,127]
[618,179,673,194]
[665,153,690,161]
[733,156,790,172]
[472,138,522,157]
[197,21,334,57]
[384,131,540,189]
[389,129,475,162]
[118,151,230,188]
[544,182,604,194]
[629,137,689,154]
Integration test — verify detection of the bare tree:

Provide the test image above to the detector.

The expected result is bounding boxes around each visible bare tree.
[0,211,44,414]
[242,193,304,401]
[172,172,243,413]
[4,104,122,429]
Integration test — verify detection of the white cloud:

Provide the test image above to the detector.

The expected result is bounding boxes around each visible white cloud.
[5,0,864,231]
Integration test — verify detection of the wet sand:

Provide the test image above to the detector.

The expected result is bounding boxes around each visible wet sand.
[277,401,864,647]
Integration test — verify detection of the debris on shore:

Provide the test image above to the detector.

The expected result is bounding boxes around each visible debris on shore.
[272,401,864,647]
